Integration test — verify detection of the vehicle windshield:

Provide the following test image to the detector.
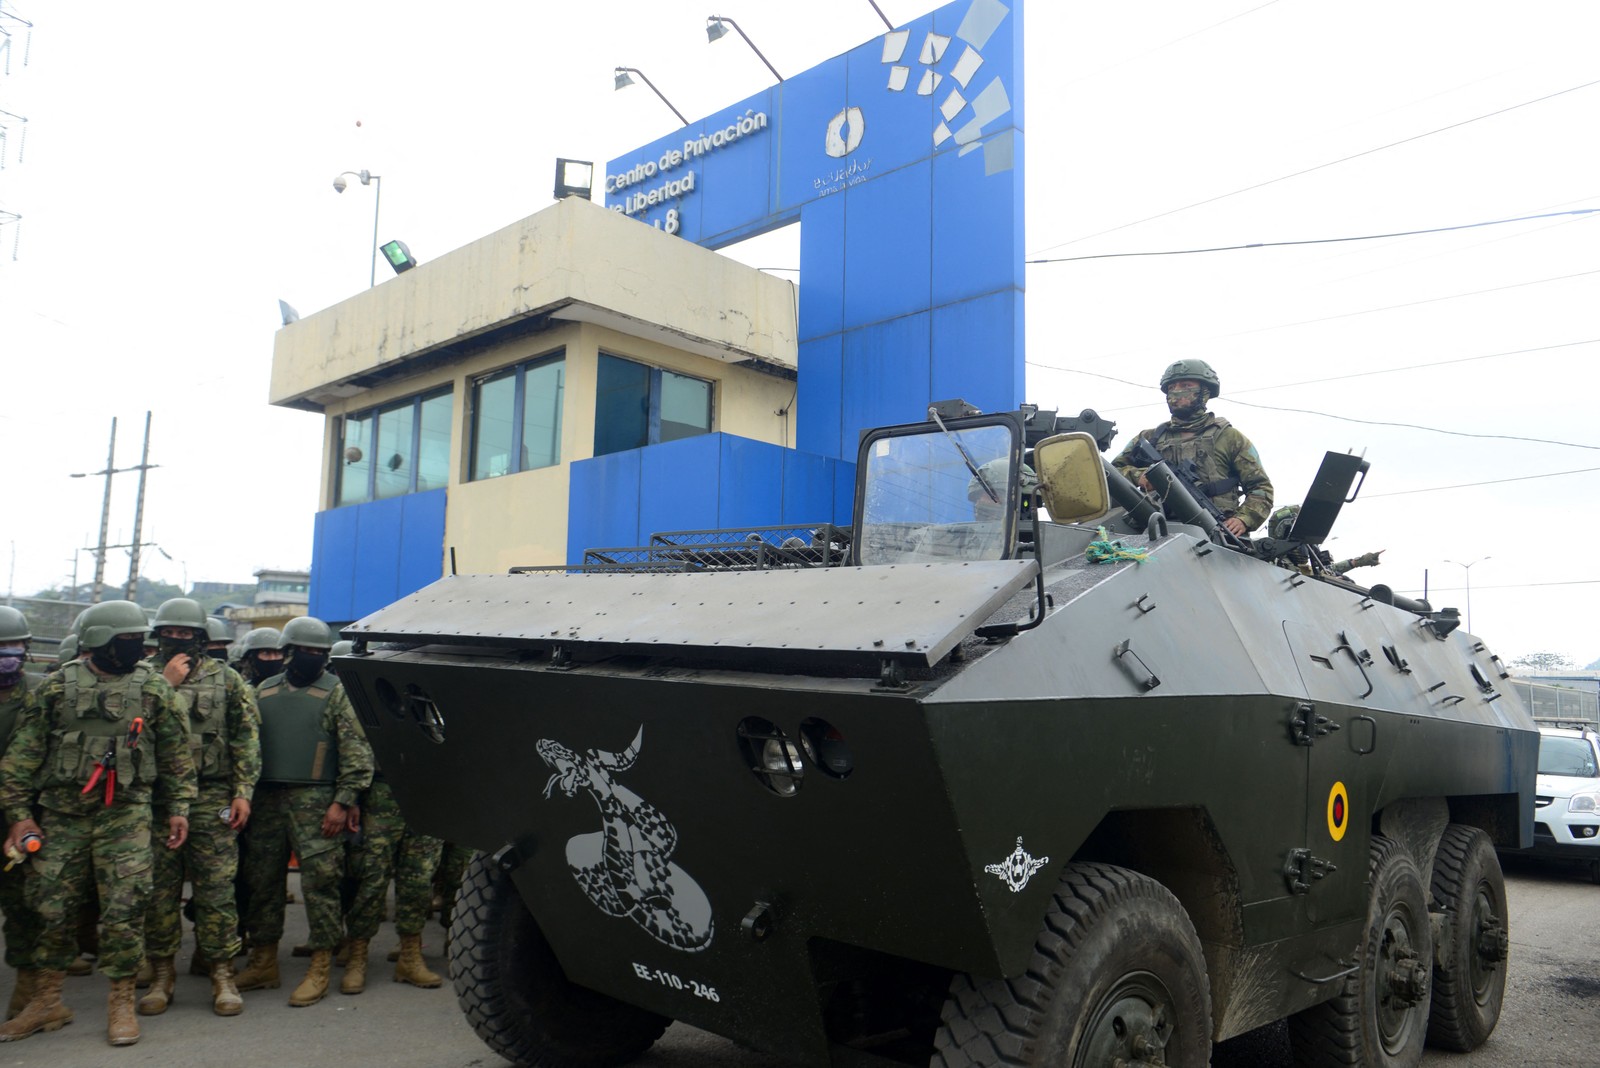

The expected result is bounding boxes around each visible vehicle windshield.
[1537,736,1600,778]
[857,423,1015,565]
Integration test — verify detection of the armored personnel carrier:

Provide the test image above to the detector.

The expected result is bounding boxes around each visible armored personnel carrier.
[336,402,1536,1068]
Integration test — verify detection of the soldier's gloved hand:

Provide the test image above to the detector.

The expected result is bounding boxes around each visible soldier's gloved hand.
[5,818,41,857]
[321,803,348,838]
[227,798,251,832]
[166,815,188,850]
[1222,516,1247,537]
[162,654,193,688]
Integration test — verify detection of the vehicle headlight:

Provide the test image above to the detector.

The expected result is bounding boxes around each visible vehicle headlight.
[1568,792,1600,813]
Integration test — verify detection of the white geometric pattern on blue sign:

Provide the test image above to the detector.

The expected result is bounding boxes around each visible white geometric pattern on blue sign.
[882,0,1013,172]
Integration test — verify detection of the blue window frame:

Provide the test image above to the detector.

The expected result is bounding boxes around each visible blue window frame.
[594,353,712,458]
[336,389,452,507]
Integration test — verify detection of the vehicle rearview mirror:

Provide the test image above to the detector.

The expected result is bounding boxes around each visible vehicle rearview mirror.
[1033,432,1110,525]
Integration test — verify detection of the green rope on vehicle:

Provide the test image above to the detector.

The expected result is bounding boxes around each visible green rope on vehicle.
[1086,527,1149,565]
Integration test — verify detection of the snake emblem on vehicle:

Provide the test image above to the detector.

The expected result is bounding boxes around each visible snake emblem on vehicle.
[538,726,714,952]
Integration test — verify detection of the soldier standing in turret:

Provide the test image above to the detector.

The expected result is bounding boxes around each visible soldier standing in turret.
[1112,359,1274,536]
[0,607,45,1021]
[0,600,197,1047]
[232,617,373,1007]
[136,598,260,1018]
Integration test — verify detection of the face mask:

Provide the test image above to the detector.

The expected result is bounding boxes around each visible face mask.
[206,648,230,662]
[92,636,148,676]
[0,651,23,686]
[159,636,204,662]
[248,654,283,679]
[286,650,328,686]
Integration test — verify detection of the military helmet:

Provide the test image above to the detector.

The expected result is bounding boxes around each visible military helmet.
[70,608,90,636]
[241,627,281,652]
[1269,504,1300,540]
[153,597,209,635]
[278,616,335,650]
[329,640,354,657]
[1159,359,1221,398]
[57,634,79,663]
[0,606,30,643]
[79,600,151,650]
[966,458,1039,502]
[206,617,232,643]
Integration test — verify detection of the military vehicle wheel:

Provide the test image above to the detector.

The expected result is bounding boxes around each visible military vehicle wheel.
[931,862,1211,1067]
[1288,835,1432,1068]
[1426,824,1508,1052]
[449,852,669,1068]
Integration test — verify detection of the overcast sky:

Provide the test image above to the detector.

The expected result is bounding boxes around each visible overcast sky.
[2,1,1596,664]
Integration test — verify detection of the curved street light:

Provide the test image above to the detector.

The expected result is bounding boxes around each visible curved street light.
[1445,556,1491,634]
[706,16,784,82]
[333,169,382,288]
[614,67,688,125]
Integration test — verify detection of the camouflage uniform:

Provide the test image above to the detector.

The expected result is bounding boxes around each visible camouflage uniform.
[0,662,196,979]
[143,654,260,963]
[0,674,42,971]
[346,777,443,940]
[240,674,372,952]
[1113,411,1274,532]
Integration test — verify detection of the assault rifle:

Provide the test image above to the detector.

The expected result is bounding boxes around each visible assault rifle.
[1124,439,1249,550]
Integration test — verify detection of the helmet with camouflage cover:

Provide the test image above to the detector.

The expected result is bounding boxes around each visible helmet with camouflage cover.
[1270,505,1300,541]
[0,606,30,643]
[79,600,151,650]
[153,597,209,636]
[1159,359,1221,398]
[241,627,281,652]
[278,616,335,650]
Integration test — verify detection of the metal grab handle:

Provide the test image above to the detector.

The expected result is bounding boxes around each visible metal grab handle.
[1114,639,1161,691]
[1351,715,1377,755]
[1333,632,1375,699]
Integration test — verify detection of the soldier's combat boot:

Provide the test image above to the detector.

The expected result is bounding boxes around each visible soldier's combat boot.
[210,960,243,1017]
[339,939,369,995]
[290,943,312,958]
[65,956,92,977]
[134,957,153,988]
[232,942,280,992]
[135,957,176,1015]
[107,978,140,1046]
[288,949,332,1007]
[6,969,34,1020]
[393,933,442,988]
[0,969,72,1041]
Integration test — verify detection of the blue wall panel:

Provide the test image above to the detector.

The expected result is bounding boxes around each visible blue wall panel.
[773,55,850,216]
[797,195,846,342]
[396,489,447,596]
[834,458,860,522]
[717,435,786,529]
[931,133,1024,306]
[796,335,844,461]
[841,161,934,330]
[840,312,932,459]
[639,435,722,536]
[567,450,644,561]
[780,449,833,525]
[932,288,1024,415]
[310,507,358,622]
[349,496,405,621]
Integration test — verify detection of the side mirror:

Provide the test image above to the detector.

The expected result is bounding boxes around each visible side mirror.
[1034,432,1110,524]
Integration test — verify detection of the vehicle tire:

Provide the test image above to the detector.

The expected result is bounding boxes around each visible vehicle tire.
[449,851,669,1068]
[1287,835,1432,1068]
[931,862,1212,1068]
[1426,824,1509,1051]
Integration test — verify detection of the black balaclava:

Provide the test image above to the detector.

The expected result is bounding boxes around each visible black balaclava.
[285,647,329,687]
[91,636,148,676]
[158,630,206,664]
[206,646,230,662]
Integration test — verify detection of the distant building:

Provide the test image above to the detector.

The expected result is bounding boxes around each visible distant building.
[254,569,310,607]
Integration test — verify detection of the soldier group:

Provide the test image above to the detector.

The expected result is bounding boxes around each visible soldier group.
[0,600,460,1048]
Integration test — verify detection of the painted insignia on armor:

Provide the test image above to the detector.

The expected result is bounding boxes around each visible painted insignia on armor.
[538,727,714,952]
[985,836,1049,893]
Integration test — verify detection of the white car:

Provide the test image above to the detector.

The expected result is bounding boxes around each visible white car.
[1527,726,1600,880]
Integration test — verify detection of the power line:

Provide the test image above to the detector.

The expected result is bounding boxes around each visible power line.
[1222,397,1600,451]
[1396,579,1600,593]
[1031,77,1600,256]
[1026,208,1599,264]
[1363,466,1600,498]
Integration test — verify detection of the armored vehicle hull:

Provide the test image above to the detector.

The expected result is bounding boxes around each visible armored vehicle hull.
[340,520,1535,1067]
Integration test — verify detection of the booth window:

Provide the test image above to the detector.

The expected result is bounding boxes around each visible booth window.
[337,389,453,507]
[594,353,712,458]
[470,352,565,481]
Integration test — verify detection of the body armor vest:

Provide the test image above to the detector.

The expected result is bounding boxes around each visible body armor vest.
[1151,415,1243,509]
[257,671,337,785]
[172,658,231,782]
[46,661,158,792]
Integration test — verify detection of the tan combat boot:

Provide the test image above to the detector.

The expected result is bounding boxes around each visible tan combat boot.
[210,960,243,1016]
[135,956,175,1015]
[6,969,34,1020]
[393,933,442,988]
[232,942,280,991]
[339,939,369,995]
[0,969,71,1040]
[288,949,332,1007]
[65,956,93,977]
[107,977,139,1046]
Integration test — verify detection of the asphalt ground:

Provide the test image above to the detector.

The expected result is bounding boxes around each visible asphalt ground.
[6,858,1597,1067]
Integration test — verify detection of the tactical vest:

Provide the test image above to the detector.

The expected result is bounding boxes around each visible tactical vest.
[44,661,158,793]
[0,673,37,752]
[1151,415,1243,507]
[257,672,337,785]
[171,658,231,783]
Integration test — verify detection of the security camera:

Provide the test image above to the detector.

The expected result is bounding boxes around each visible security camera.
[333,175,348,193]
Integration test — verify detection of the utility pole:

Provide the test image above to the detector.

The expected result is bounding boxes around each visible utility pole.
[123,411,155,601]
[70,414,159,605]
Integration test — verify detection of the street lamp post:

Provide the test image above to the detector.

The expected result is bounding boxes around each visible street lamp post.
[1445,556,1490,633]
[333,169,383,287]
[706,16,784,82]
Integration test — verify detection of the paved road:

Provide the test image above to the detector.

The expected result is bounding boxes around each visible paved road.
[15,858,1598,1067]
